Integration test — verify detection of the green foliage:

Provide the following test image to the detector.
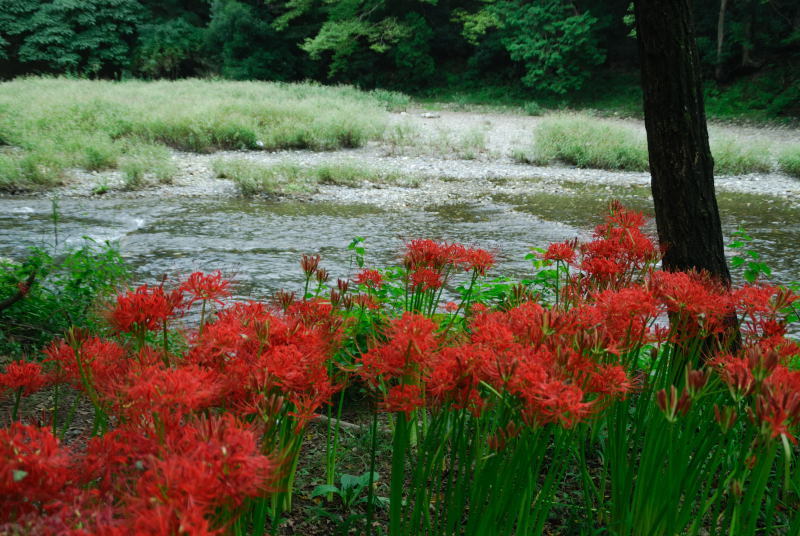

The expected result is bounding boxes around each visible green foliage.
[0,240,127,357]
[0,0,142,76]
[134,18,205,78]
[728,227,772,283]
[458,0,606,94]
[206,0,311,81]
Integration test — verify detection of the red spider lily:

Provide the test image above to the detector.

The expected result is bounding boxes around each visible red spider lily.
[380,384,424,417]
[180,271,231,307]
[0,423,73,523]
[0,361,50,396]
[650,270,732,335]
[353,293,380,310]
[458,247,495,275]
[589,286,659,345]
[123,415,276,533]
[44,337,128,400]
[108,284,181,333]
[410,267,443,291]
[354,268,384,289]
[300,254,321,276]
[543,241,577,264]
[426,345,488,415]
[755,368,800,442]
[119,364,225,424]
[358,313,439,385]
[713,353,756,400]
[403,239,460,270]
[445,301,458,312]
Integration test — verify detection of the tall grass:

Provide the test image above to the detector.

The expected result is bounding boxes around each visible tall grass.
[212,158,418,196]
[527,113,786,175]
[530,114,649,171]
[778,145,800,178]
[0,78,390,191]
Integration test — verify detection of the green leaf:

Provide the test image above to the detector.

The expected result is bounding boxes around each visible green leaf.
[12,469,28,482]
[311,484,341,499]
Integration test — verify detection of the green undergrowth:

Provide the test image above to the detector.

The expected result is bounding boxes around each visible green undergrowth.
[778,146,800,178]
[0,78,391,192]
[516,113,798,176]
[212,158,419,196]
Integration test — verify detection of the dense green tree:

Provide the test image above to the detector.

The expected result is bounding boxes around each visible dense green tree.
[0,0,142,77]
[458,0,606,94]
[135,18,206,78]
[206,0,316,81]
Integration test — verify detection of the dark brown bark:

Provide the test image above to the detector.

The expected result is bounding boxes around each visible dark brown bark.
[634,0,732,286]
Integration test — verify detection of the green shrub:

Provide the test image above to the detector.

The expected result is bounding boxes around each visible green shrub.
[0,240,127,357]
[532,114,649,171]
[523,101,543,116]
[778,146,800,178]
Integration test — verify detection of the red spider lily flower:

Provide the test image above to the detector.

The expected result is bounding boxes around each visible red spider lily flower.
[587,364,634,397]
[272,289,297,312]
[108,284,180,333]
[459,247,495,275]
[358,313,439,384]
[711,353,755,400]
[0,423,73,523]
[403,239,462,270]
[601,202,648,230]
[123,415,276,530]
[287,297,334,326]
[650,271,732,334]
[470,303,488,315]
[410,267,443,291]
[315,268,330,284]
[590,286,659,344]
[755,370,800,442]
[380,384,424,417]
[445,301,458,312]
[543,241,577,264]
[656,385,692,423]
[426,345,487,416]
[353,294,380,310]
[44,337,128,399]
[580,257,624,282]
[522,379,593,428]
[354,268,384,289]
[0,361,50,396]
[180,271,231,307]
[82,427,159,492]
[119,364,224,423]
[300,254,321,276]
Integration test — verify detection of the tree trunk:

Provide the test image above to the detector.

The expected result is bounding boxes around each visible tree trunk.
[715,0,728,80]
[634,0,731,286]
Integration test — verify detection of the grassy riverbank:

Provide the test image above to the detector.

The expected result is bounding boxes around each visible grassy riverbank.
[1,78,798,193]
[0,78,394,191]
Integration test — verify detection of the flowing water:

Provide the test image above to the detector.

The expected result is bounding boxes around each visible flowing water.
[1,183,798,300]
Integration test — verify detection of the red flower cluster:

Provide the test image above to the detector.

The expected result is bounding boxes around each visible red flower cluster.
[108,283,181,333]
[0,271,344,532]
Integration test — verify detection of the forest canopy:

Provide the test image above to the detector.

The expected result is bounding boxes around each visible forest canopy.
[0,0,798,115]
